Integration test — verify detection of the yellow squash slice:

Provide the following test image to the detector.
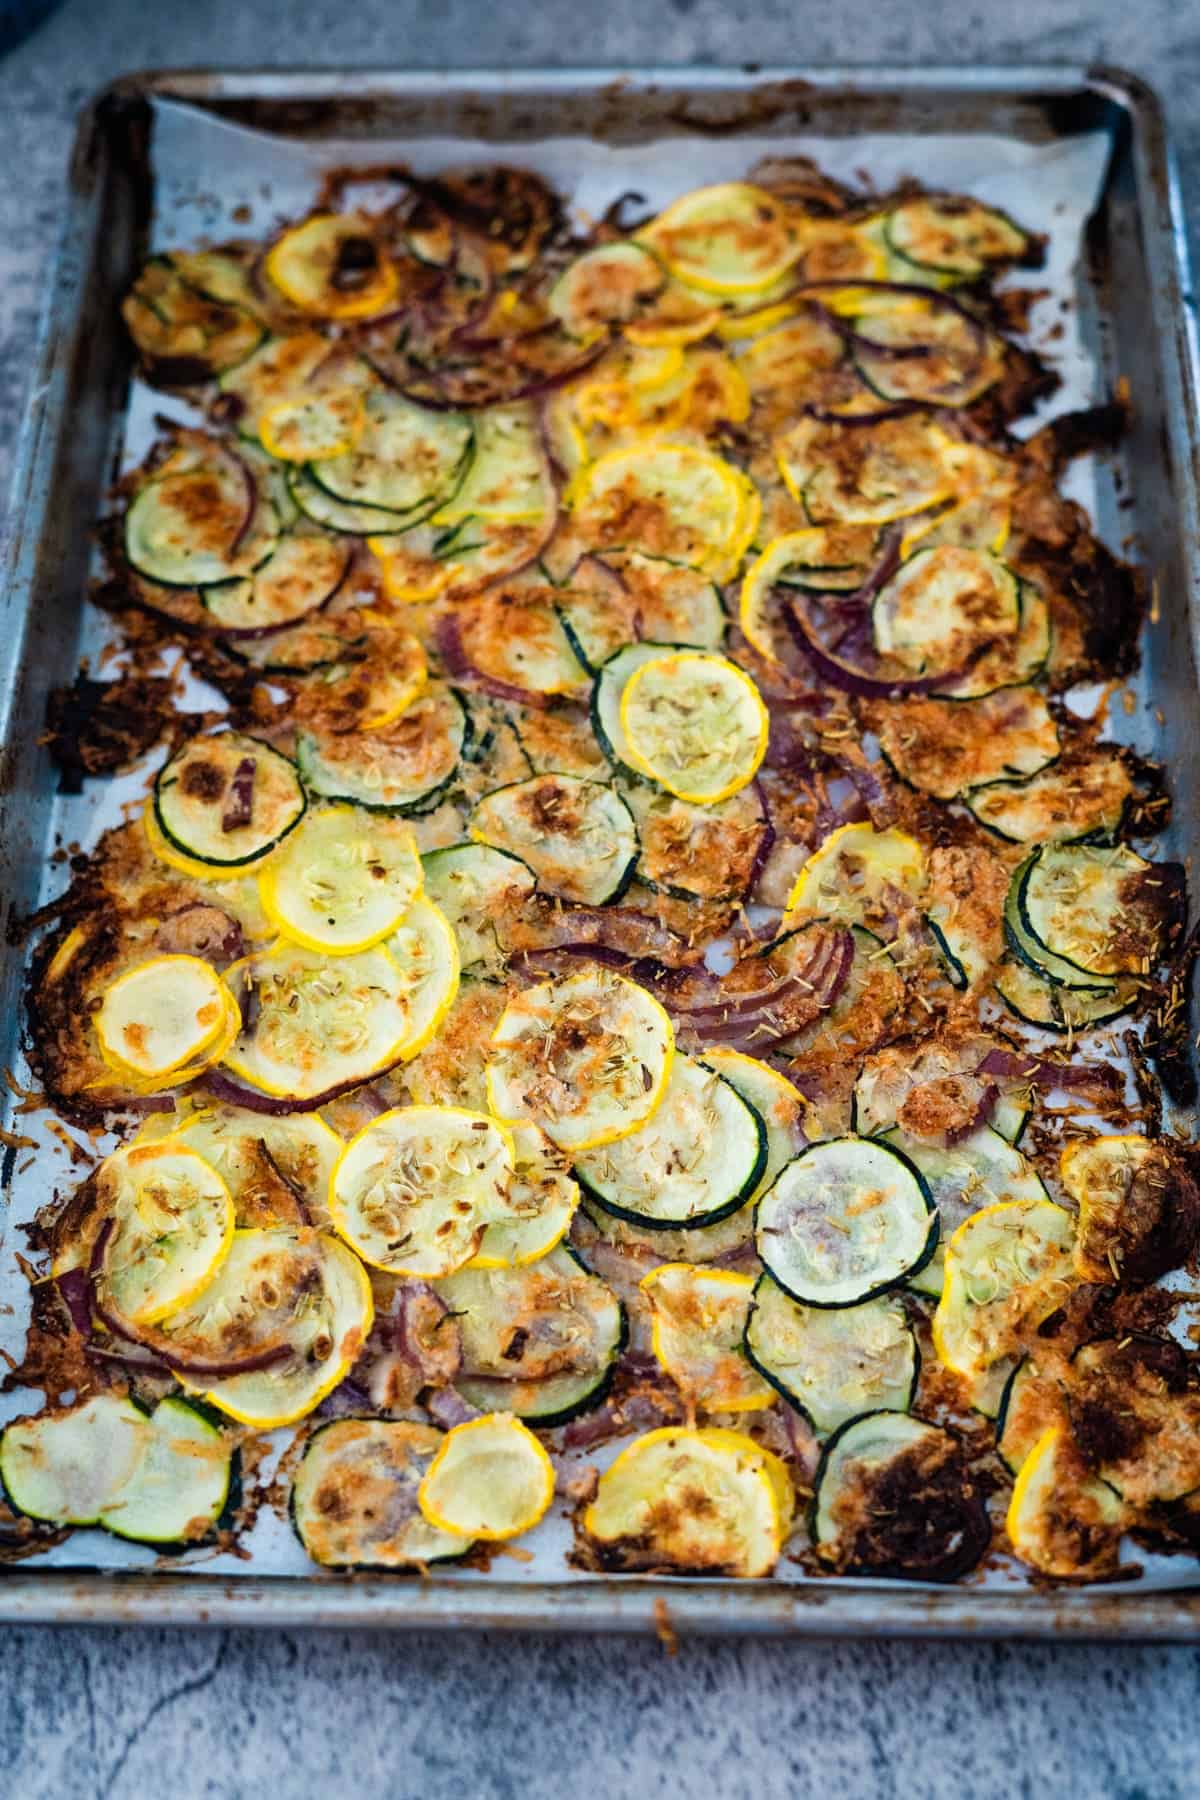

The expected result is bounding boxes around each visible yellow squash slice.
[486,968,674,1152]
[641,182,801,295]
[618,650,768,803]
[329,1105,516,1278]
[417,1412,555,1541]
[258,806,424,955]
[94,956,237,1082]
[933,1198,1077,1380]
[93,1141,235,1328]
[784,822,927,929]
[584,1426,790,1576]
[641,1264,773,1412]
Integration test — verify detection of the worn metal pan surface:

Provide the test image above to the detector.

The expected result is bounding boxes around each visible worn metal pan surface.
[1,65,1199,1635]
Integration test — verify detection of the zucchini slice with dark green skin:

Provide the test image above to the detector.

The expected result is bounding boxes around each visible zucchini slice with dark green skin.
[1018,841,1170,982]
[0,1395,234,1547]
[296,685,470,814]
[548,242,668,339]
[871,546,1020,678]
[884,197,1031,281]
[930,587,1051,700]
[879,1123,1050,1300]
[966,748,1135,846]
[438,1246,626,1427]
[1003,855,1119,993]
[155,731,306,868]
[201,531,351,635]
[287,464,403,535]
[810,1410,991,1581]
[291,1419,470,1568]
[851,296,1005,408]
[308,388,474,521]
[125,442,280,589]
[755,1136,936,1308]
[744,1274,918,1433]
[875,686,1059,801]
[574,1054,766,1231]
[421,843,536,971]
[560,555,726,672]
[993,958,1137,1034]
[123,255,265,384]
[468,774,639,907]
[622,778,769,902]
[223,618,366,674]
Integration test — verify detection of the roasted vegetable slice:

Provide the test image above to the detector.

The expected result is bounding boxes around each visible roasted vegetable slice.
[421,843,535,972]
[872,546,1020,677]
[1060,1134,1200,1285]
[295,686,470,814]
[1006,1426,1123,1580]
[967,749,1135,845]
[1018,842,1171,980]
[745,1274,918,1432]
[125,439,279,588]
[755,1136,936,1307]
[330,1105,515,1278]
[92,1141,234,1328]
[265,212,400,319]
[880,1125,1050,1300]
[292,1419,471,1567]
[812,1411,990,1581]
[584,1427,790,1576]
[548,242,668,339]
[877,686,1058,800]
[785,822,926,930]
[776,415,953,526]
[486,969,674,1152]
[568,441,756,577]
[175,1104,343,1230]
[640,1263,773,1413]
[154,732,306,871]
[123,255,264,383]
[94,956,235,1082]
[440,1245,623,1423]
[885,197,1029,280]
[993,958,1136,1034]
[617,650,768,804]
[559,553,726,671]
[933,1197,1076,1379]
[418,1413,554,1541]
[468,1121,581,1270]
[575,1053,766,1230]
[641,182,801,295]
[312,388,473,519]
[258,806,423,955]
[469,774,639,906]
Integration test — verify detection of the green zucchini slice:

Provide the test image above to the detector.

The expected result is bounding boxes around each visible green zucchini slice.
[872,546,1020,677]
[745,1274,918,1433]
[851,296,1005,407]
[879,1124,1050,1299]
[0,1395,233,1546]
[776,414,953,527]
[1,1394,149,1526]
[884,198,1029,280]
[456,585,589,699]
[560,554,726,671]
[219,332,356,435]
[995,1356,1063,1475]
[548,241,668,339]
[622,778,768,901]
[292,1419,471,1568]
[966,748,1135,846]
[309,388,473,520]
[287,464,403,535]
[296,685,469,814]
[574,1053,765,1230]
[755,1136,936,1308]
[698,1049,806,1204]
[99,1398,234,1546]
[468,774,638,907]
[125,443,279,588]
[929,587,1051,699]
[222,617,364,674]
[123,255,265,381]
[993,959,1136,1034]
[1002,856,1116,993]
[1018,842,1167,980]
[439,1245,625,1426]
[421,843,536,972]
[154,731,306,869]
[431,402,545,522]
[811,1411,990,1581]
[200,532,350,633]
[876,686,1059,801]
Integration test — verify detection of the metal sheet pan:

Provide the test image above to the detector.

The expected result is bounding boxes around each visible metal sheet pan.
[3,64,1200,1637]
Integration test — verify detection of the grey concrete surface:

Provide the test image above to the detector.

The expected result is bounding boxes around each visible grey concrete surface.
[2,4,1200,1796]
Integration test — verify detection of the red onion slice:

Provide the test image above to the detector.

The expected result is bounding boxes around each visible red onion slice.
[434,611,550,709]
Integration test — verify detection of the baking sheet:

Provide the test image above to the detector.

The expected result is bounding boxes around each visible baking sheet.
[2,74,1199,1624]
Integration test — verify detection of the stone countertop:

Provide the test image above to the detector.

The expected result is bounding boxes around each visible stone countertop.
[2,5,1200,1795]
